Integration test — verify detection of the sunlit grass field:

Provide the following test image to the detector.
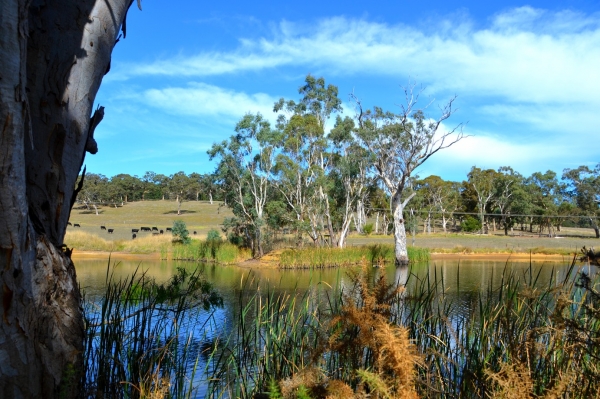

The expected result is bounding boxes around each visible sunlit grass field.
[67,200,232,242]
[65,199,599,257]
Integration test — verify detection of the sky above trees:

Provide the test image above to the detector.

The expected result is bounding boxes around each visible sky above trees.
[91,0,600,182]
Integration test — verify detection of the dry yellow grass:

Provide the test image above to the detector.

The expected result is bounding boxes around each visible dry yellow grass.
[67,199,232,243]
[66,230,171,254]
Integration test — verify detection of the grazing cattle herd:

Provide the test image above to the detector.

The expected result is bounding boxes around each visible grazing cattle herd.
[67,223,185,240]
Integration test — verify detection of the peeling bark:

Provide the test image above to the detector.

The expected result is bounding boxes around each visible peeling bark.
[0,0,135,396]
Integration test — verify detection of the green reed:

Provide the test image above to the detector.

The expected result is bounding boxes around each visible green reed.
[81,262,222,399]
[205,275,330,398]
[278,244,430,268]
[170,240,246,263]
[206,258,600,398]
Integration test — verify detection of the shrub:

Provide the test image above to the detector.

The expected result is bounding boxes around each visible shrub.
[171,220,191,244]
[363,223,374,236]
[461,216,482,232]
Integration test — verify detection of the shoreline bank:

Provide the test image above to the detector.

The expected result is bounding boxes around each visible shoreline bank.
[71,250,577,264]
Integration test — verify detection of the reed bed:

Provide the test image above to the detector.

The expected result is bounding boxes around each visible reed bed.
[81,264,223,399]
[66,230,249,263]
[170,241,249,263]
[429,244,575,256]
[206,260,600,398]
[278,245,430,268]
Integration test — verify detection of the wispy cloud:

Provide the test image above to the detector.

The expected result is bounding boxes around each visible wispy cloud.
[415,131,568,181]
[139,83,278,122]
[110,7,600,107]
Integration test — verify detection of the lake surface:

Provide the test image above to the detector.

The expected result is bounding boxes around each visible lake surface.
[75,255,589,302]
[75,255,598,397]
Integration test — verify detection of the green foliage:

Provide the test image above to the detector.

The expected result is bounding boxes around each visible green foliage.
[296,385,311,399]
[82,264,222,398]
[268,378,284,399]
[279,244,429,268]
[172,220,191,244]
[222,217,247,247]
[461,215,482,232]
[170,239,245,263]
[206,228,221,242]
[362,223,374,236]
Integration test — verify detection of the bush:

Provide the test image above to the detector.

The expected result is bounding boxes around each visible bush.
[206,229,222,243]
[461,216,482,233]
[171,220,190,244]
[363,223,374,236]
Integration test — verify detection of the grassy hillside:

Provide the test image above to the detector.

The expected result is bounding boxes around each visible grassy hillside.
[67,200,233,242]
[66,199,598,256]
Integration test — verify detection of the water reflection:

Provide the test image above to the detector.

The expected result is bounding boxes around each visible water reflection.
[77,257,585,299]
[75,256,597,397]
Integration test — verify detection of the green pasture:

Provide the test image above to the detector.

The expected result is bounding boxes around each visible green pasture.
[67,199,233,242]
[67,200,599,255]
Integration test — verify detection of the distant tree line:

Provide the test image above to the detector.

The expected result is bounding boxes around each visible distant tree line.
[76,77,599,260]
[76,171,221,214]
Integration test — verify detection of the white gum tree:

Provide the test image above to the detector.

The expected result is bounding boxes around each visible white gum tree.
[0,0,139,396]
[352,84,465,266]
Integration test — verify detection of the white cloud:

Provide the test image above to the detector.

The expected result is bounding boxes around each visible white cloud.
[140,82,278,122]
[416,126,596,181]
[110,9,600,108]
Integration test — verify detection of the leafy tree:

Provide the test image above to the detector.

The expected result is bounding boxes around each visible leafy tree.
[0,0,139,395]
[167,171,190,215]
[272,75,342,247]
[141,171,165,200]
[492,166,526,235]
[78,173,110,214]
[209,113,277,257]
[467,167,497,233]
[526,170,565,237]
[414,176,441,234]
[352,84,465,265]
[329,115,374,246]
[111,173,143,203]
[562,164,600,238]
[188,172,205,201]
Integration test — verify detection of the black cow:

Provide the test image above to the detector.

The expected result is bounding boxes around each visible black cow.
[101,226,106,230]
[132,233,137,239]
[141,227,151,232]
[152,227,158,231]
[132,228,139,233]
[67,222,72,226]
[166,227,172,231]
[107,229,114,234]
[74,223,81,227]
[159,230,164,234]
[193,231,197,235]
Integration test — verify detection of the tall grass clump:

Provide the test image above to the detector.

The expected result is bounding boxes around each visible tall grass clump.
[207,267,422,398]
[65,230,125,252]
[65,230,173,254]
[170,238,249,263]
[278,245,429,268]
[400,260,600,398]
[206,276,324,398]
[206,257,599,398]
[81,263,223,398]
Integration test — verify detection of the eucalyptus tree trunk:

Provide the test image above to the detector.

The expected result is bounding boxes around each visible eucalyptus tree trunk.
[0,0,133,397]
[589,217,600,238]
[391,192,415,266]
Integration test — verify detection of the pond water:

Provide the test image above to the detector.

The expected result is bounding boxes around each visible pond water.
[76,255,587,303]
[75,255,597,397]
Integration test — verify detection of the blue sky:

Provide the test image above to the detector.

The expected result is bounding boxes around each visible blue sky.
[91,0,600,182]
